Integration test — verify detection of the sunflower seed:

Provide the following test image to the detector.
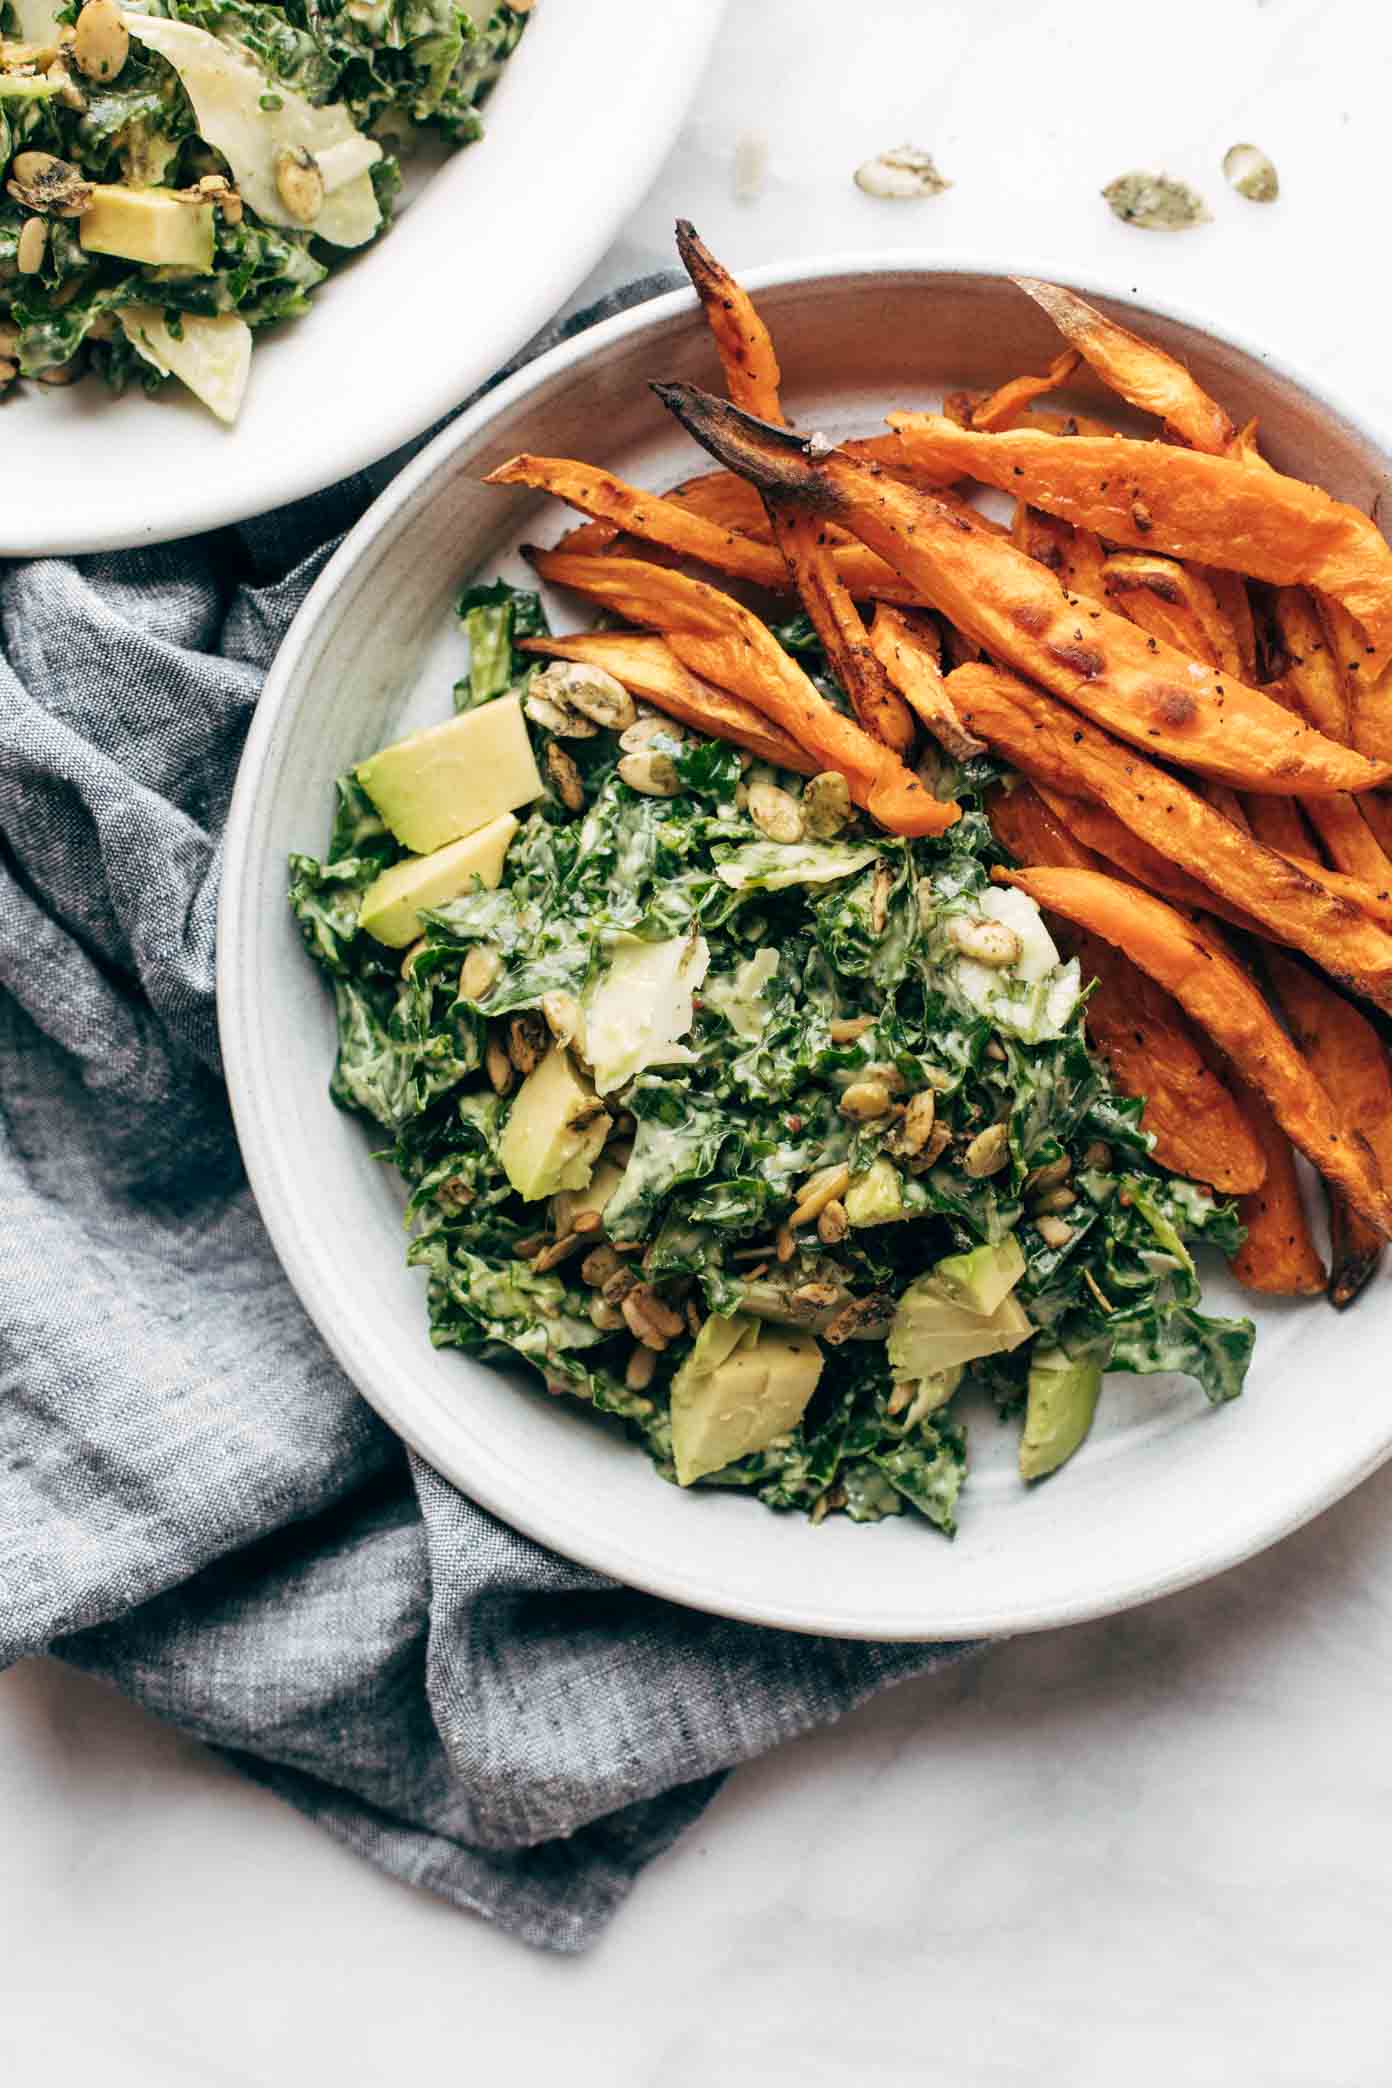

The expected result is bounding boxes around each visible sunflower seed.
[459,945,501,1002]
[898,1088,937,1156]
[788,1162,852,1229]
[963,1122,1010,1177]
[625,1343,657,1391]
[544,740,585,812]
[16,215,46,274]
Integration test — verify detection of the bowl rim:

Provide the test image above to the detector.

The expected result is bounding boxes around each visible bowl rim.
[219,249,1392,1639]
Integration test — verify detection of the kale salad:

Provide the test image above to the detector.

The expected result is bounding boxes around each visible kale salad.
[289,581,1255,1537]
[0,0,528,417]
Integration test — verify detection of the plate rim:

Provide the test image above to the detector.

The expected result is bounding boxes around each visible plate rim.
[220,248,1392,1640]
[0,0,729,559]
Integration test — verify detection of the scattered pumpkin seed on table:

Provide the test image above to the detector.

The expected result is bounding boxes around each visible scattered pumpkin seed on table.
[1223,142,1280,202]
[854,144,951,201]
[1102,170,1210,230]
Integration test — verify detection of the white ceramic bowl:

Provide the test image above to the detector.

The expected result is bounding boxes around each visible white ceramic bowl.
[1,0,727,558]
[221,255,1392,1640]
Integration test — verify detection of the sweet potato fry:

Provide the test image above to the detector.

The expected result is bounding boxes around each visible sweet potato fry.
[768,506,916,753]
[487,453,914,603]
[675,219,917,756]
[1325,1193,1385,1307]
[1270,587,1349,742]
[868,604,985,761]
[1264,949,1392,1305]
[945,392,1115,440]
[1102,553,1243,678]
[945,662,1392,1006]
[1242,790,1316,861]
[994,866,1392,1234]
[518,631,818,773]
[887,413,1392,655]
[1013,278,1237,455]
[986,784,1265,1194]
[1266,849,1392,927]
[1030,784,1260,932]
[1300,792,1392,885]
[1354,790,1392,860]
[649,385,1388,795]
[675,218,784,423]
[526,548,957,836]
[1011,504,1109,596]
[1069,929,1267,1194]
[1197,568,1259,681]
[1314,592,1392,762]
[970,350,1081,431]
[1228,1079,1328,1296]
[986,779,1101,872]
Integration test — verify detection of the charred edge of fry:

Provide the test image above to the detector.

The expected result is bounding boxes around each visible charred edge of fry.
[1327,1191,1385,1308]
[652,381,846,513]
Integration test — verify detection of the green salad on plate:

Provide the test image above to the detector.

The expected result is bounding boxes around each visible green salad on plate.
[288,579,1255,1539]
[0,0,528,416]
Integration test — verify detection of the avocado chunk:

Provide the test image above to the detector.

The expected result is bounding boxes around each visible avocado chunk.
[670,1315,824,1485]
[932,1235,1025,1317]
[1019,1348,1103,1482]
[356,693,543,854]
[890,1285,1033,1376]
[358,813,517,948]
[844,1157,907,1229]
[499,1046,611,1203]
[80,187,215,272]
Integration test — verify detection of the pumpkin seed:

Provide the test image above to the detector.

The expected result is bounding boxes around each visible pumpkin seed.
[1223,142,1279,204]
[7,150,92,216]
[274,145,324,224]
[617,750,681,797]
[963,1122,1010,1177]
[854,143,951,202]
[802,770,851,838]
[948,914,1022,968]
[619,711,686,752]
[1102,170,1210,231]
[531,658,635,731]
[72,0,127,81]
[748,778,804,842]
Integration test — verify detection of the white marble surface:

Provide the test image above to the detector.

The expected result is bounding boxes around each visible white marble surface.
[7,1,1392,2078]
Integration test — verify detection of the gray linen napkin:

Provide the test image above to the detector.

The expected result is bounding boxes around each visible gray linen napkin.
[0,281,971,1953]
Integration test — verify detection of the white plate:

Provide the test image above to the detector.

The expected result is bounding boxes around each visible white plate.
[1,0,726,558]
[221,256,1392,1641]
